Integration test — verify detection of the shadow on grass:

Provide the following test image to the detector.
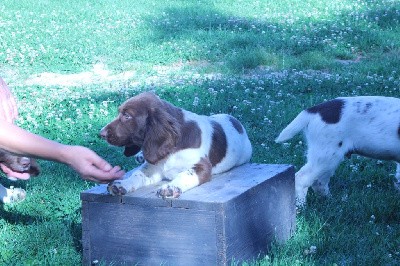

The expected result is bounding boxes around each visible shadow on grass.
[0,200,83,253]
[0,205,37,225]
[139,2,400,72]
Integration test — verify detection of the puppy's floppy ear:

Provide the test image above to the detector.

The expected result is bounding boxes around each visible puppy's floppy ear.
[124,145,141,157]
[143,107,181,164]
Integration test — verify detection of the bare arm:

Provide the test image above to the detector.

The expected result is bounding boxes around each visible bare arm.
[0,121,124,182]
[0,78,18,123]
[0,77,124,183]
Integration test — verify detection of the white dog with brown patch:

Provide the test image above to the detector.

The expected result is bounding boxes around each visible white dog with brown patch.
[100,92,252,198]
[276,96,400,206]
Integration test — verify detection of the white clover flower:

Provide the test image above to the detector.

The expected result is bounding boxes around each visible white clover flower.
[193,97,199,106]
[369,215,376,224]
[309,246,317,254]
[304,245,317,255]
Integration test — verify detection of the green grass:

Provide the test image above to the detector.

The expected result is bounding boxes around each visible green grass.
[1,0,400,264]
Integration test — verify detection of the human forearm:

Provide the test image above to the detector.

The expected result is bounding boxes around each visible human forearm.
[0,122,125,182]
[0,121,67,162]
[0,77,124,182]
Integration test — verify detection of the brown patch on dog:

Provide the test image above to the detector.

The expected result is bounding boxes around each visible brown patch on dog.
[208,121,227,166]
[141,97,182,164]
[176,120,202,150]
[307,99,345,124]
[100,92,205,164]
[229,116,244,134]
[100,92,181,163]
[193,157,212,185]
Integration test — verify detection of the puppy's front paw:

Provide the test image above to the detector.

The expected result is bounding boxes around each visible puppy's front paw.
[3,187,26,204]
[156,185,182,199]
[107,181,128,196]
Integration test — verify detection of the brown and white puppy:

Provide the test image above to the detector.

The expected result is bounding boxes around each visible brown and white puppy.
[276,96,400,206]
[100,92,252,198]
[0,148,40,204]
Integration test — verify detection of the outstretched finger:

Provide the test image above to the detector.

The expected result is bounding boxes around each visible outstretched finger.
[83,165,125,183]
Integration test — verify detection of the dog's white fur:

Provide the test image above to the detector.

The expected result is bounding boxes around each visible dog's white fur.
[119,113,252,197]
[101,92,252,198]
[276,96,400,206]
[0,186,26,204]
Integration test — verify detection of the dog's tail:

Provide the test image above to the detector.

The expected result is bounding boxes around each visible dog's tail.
[275,111,311,143]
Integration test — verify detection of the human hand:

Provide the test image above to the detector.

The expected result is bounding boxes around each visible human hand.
[62,145,125,183]
[0,77,18,123]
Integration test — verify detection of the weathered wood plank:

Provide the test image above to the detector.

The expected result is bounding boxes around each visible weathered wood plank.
[86,202,218,265]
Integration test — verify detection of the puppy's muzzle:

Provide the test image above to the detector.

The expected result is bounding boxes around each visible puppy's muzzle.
[99,127,109,140]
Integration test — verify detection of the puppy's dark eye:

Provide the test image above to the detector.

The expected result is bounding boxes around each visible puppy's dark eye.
[121,113,132,120]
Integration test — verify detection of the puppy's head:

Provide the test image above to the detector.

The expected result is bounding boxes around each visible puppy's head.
[0,148,40,180]
[100,92,181,163]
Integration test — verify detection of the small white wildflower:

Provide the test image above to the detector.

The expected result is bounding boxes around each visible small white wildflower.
[282,142,291,148]
[193,97,199,106]
[369,215,376,224]
[309,246,317,254]
[208,88,217,95]
[341,194,348,202]
[304,245,317,255]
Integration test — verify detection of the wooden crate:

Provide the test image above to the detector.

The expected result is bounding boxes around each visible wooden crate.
[81,163,295,266]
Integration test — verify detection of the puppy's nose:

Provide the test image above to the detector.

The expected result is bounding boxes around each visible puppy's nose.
[99,127,108,139]
[20,157,31,169]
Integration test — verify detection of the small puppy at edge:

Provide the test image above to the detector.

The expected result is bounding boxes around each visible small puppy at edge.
[275,96,400,206]
[0,148,40,204]
[100,92,252,198]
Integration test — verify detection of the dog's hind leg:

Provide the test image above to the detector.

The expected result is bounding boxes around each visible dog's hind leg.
[296,142,345,206]
[311,171,334,197]
[157,157,212,199]
[295,163,318,206]
[296,163,340,207]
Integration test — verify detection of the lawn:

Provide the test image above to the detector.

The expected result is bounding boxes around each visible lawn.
[1,0,400,265]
